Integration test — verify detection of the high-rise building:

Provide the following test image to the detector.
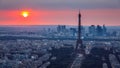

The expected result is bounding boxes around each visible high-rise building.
[70,28,77,37]
[88,25,96,36]
[96,25,103,36]
[103,24,107,36]
[57,25,66,33]
[88,24,107,36]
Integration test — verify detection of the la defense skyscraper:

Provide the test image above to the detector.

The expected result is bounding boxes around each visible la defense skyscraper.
[75,11,85,55]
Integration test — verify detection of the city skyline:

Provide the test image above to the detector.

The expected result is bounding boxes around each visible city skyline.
[0,0,120,26]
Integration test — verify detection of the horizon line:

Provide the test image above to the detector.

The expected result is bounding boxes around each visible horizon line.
[0,24,120,27]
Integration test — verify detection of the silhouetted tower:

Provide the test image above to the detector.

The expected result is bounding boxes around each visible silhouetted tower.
[75,11,85,54]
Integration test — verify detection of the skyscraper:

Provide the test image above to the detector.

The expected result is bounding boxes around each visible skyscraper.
[57,25,66,33]
[88,25,96,36]
[103,24,107,36]
[96,25,103,36]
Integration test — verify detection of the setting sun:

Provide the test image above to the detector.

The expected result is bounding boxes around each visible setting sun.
[21,11,29,18]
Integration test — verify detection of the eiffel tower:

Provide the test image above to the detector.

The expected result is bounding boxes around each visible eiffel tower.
[75,11,85,55]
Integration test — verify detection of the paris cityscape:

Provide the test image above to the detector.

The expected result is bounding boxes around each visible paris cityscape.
[0,0,120,68]
[0,14,120,68]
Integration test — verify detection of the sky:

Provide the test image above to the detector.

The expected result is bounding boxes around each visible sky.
[0,0,120,26]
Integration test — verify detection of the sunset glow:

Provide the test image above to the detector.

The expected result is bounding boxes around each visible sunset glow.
[0,0,120,26]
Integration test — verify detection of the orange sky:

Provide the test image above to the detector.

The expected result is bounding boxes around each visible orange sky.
[0,9,120,26]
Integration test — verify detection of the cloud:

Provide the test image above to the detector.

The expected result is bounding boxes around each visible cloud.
[0,0,120,10]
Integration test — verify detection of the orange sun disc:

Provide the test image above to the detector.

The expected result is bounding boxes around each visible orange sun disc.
[21,11,29,18]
